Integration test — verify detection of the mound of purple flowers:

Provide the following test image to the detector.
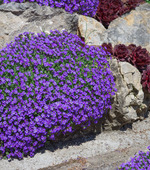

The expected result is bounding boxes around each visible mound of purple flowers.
[1,0,99,18]
[0,30,116,160]
[117,146,150,170]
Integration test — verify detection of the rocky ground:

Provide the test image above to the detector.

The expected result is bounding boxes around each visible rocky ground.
[37,114,150,170]
[38,113,150,170]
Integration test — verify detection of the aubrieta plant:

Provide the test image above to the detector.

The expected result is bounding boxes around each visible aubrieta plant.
[0,30,117,160]
[1,0,99,18]
[117,146,150,170]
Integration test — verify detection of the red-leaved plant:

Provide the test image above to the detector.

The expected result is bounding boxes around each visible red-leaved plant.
[93,0,146,29]
[128,46,150,72]
[101,43,150,71]
[101,42,150,93]
[141,65,150,93]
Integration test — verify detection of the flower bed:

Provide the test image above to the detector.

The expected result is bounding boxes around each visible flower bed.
[0,0,150,169]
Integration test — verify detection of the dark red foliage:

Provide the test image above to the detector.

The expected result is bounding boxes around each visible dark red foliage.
[79,36,86,47]
[113,44,130,61]
[93,0,146,29]
[141,65,150,93]
[101,43,131,62]
[93,0,124,29]
[80,36,85,42]
[124,0,145,11]
[101,43,113,55]
[126,44,137,52]
[127,46,150,73]
[101,42,150,93]
[101,43,150,71]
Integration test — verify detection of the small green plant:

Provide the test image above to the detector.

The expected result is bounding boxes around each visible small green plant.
[0,0,3,5]
[83,21,97,46]
[145,0,150,4]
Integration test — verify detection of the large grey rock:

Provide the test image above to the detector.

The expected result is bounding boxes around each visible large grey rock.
[102,57,147,131]
[0,2,79,49]
[77,3,150,53]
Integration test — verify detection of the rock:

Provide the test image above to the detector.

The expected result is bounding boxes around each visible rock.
[77,3,150,53]
[0,2,149,133]
[102,57,148,131]
[0,2,79,50]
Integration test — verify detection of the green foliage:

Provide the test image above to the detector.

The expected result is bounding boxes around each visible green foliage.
[0,0,3,5]
[145,0,150,4]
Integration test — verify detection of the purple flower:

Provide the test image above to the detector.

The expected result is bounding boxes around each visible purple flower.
[0,25,116,161]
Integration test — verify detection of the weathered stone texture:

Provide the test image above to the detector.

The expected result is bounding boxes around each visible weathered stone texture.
[0,2,79,50]
[77,3,150,53]
[102,57,147,131]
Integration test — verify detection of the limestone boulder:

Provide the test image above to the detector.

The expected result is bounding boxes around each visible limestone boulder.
[102,57,148,131]
[0,2,79,49]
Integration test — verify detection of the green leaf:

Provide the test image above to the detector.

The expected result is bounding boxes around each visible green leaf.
[6,152,9,155]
